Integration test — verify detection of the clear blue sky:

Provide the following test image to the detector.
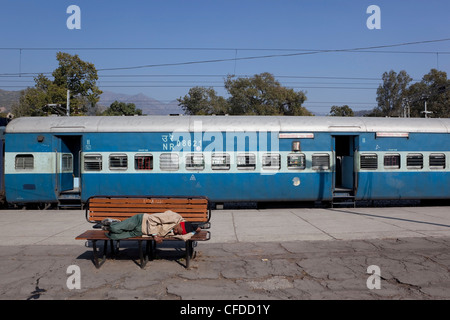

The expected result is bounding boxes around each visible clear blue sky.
[1,0,450,113]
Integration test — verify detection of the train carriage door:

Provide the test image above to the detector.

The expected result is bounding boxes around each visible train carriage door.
[332,135,357,207]
[56,135,81,193]
[333,135,356,190]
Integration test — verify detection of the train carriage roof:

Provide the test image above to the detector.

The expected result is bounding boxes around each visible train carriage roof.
[5,116,450,133]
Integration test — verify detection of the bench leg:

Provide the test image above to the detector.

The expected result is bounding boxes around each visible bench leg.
[146,240,154,261]
[185,240,194,269]
[92,240,108,269]
[138,240,149,269]
[109,240,116,258]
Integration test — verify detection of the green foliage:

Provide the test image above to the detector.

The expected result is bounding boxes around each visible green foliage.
[407,69,450,118]
[368,69,450,118]
[330,105,354,117]
[102,101,143,116]
[13,52,102,117]
[177,87,228,115]
[178,72,312,116]
[373,70,412,117]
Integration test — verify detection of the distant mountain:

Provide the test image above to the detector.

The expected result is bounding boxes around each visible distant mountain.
[0,88,374,117]
[0,89,22,112]
[0,89,185,115]
[354,109,372,117]
[99,91,184,115]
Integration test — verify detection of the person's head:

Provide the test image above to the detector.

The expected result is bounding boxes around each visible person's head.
[173,221,196,235]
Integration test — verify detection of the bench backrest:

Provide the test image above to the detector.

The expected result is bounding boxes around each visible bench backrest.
[86,196,210,224]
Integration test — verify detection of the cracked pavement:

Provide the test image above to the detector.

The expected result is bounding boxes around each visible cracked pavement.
[0,237,449,300]
[0,207,449,300]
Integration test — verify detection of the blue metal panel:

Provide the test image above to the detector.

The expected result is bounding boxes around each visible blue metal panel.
[80,172,333,202]
[357,172,450,200]
[5,133,54,152]
[4,174,56,203]
[358,133,450,152]
[81,131,283,153]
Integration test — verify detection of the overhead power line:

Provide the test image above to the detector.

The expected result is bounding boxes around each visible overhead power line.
[1,37,450,52]
[0,72,423,83]
[0,73,386,80]
[1,37,449,76]
[95,38,450,72]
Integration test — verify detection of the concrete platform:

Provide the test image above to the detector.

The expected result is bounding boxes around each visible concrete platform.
[0,206,449,300]
[0,206,448,246]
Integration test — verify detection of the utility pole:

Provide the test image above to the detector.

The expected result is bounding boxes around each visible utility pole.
[421,95,432,118]
[66,89,70,116]
[407,99,410,118]
[401,98,411,118]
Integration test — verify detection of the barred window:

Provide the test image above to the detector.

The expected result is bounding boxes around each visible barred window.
[15,154,34,170]
[360,154,378,170]
[109,154,128,170]
[406,154,423,169]
[312,153,330,170]
[160,153,179,171]
[84,154,102,171]
[62,154,73,172]
[287,153,306,170]
[384,154,400,169]
[262,153,281,170]
[135,154,153,170]
[237,153,256,170]
[429,153,445,169]
[211,153,230,170]
[186,153,205,170]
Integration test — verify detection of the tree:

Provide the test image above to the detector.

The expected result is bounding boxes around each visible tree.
[177,87,229,115]
[52,52,102,114]
[407,69,450,118]
[225,73,310,115]
[178,73,312,116]
[13,52,102,117]
[102,101,142,116]
[370,70,412,117]
[13,74,67,117]
[330,105,354,117]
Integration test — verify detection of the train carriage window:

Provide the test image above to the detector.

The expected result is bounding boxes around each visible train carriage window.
[288,153,306,170]
[237,153,256,170]
[211,153,230,170]
[135,154,153,170]
[186,153,205,170]
[160,153,179,171]
[109,154,128,170]
[84,154,102,171]
[262,153,281,170]
[406,154,423,169]
[360,154,378,170]
[384,154,400,169]
[62,154,73,172]
[312,153,330,170]
[429,153,446,169]
[15,154,34,170]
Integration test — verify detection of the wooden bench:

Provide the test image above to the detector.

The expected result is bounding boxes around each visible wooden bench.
[75,196,211,269]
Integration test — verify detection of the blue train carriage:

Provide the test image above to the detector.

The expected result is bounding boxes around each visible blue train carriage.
[0,118,11,205]
[3,116,450,208]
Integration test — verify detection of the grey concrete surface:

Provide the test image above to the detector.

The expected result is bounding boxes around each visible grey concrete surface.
[0,206,449,300]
